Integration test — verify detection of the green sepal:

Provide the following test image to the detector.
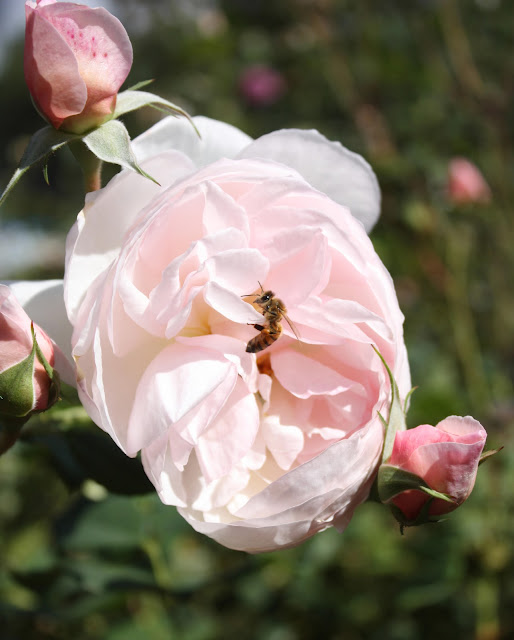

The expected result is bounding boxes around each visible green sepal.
[0,87,196,207]
[113,89,200,137]
[388,497,444,533]
[125,79,155,92]
[372,346,407,463]
[0,335,38,418]
[377,464,428,503]
[403,386,418,415]
[82,120,160,185]
[377,464,455,531]
[0,126,78,207]
[377,464,455,504]
[32,324,61,412]
[478,446,503,465]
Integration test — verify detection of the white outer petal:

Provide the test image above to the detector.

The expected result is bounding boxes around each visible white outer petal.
[237,129,381,232]
[132,115,253,166]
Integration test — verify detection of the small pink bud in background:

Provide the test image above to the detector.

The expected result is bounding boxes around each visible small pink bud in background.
[447,157,491,205]
[387,416,487,521]
[24,0,133,134]
[239,65,286,106]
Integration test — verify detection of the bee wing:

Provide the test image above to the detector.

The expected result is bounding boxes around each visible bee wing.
[284,314,301,341]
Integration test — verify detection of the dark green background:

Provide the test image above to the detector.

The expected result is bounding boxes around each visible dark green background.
[0,1,512,638]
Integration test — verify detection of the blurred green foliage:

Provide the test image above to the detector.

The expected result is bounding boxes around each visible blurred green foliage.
[0,0,513,638]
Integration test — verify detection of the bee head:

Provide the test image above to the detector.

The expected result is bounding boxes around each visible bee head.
[255,290,274,305]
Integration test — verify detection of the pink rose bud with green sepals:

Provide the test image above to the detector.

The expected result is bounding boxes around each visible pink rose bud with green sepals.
[0,285,60,452]
[382,416,487,524]
[24,0,133,134]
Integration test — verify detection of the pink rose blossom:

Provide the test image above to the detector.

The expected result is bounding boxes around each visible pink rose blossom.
[24,0,133,133]
[388,416,487,520]
[447,157,491,205]
[0,284,55,413]
[63,116,410,552]
[239,65,286,106]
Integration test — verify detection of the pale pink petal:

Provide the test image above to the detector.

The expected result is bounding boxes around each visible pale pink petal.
[261,416,304,470]
[25,6,86,123]
[197,377,259,481]
[133,115,253,166]
[237,129,381,232]
[435,415,487,440]
[65,151,195,325]
[175,415,383,552]
[409,439,486,502]
[236,415,383,520]
[389,424,448,467]
[127,341,236,453]
[41,4,132,100]
[272,350,355,399]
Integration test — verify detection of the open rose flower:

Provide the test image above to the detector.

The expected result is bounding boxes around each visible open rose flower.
[24,0,133,133]
[386,416,487,522]
[63,116,410,552]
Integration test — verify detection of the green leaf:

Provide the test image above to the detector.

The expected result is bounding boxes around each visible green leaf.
[65,428,154,495]
[114,89,199,136]
[59,495,145,552]
[82,120,160,185]
[62,556,156,594]
[0,126,78,207]
[372,346,407,463]
[27,426,154,495]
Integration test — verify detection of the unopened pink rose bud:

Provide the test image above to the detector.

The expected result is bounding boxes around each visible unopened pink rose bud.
[239,65,286,106]
[384,416,487,523]
[447,157,491,205]
[0,285,59,440]
[24,0,133,134]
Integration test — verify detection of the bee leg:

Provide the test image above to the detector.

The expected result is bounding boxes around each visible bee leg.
[248,324,265,331]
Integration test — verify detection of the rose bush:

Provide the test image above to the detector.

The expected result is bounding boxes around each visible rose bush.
[24,0,132,133]
[63,116,411,552]
[386,416,487,521]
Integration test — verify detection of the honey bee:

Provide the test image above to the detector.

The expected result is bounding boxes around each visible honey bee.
[244,283,300,353]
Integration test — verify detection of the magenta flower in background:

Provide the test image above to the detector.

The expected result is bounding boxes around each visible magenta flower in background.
[447,157,491,205]
[387,416,487,521]
[24,0,133,133]
[239,65,286,106]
